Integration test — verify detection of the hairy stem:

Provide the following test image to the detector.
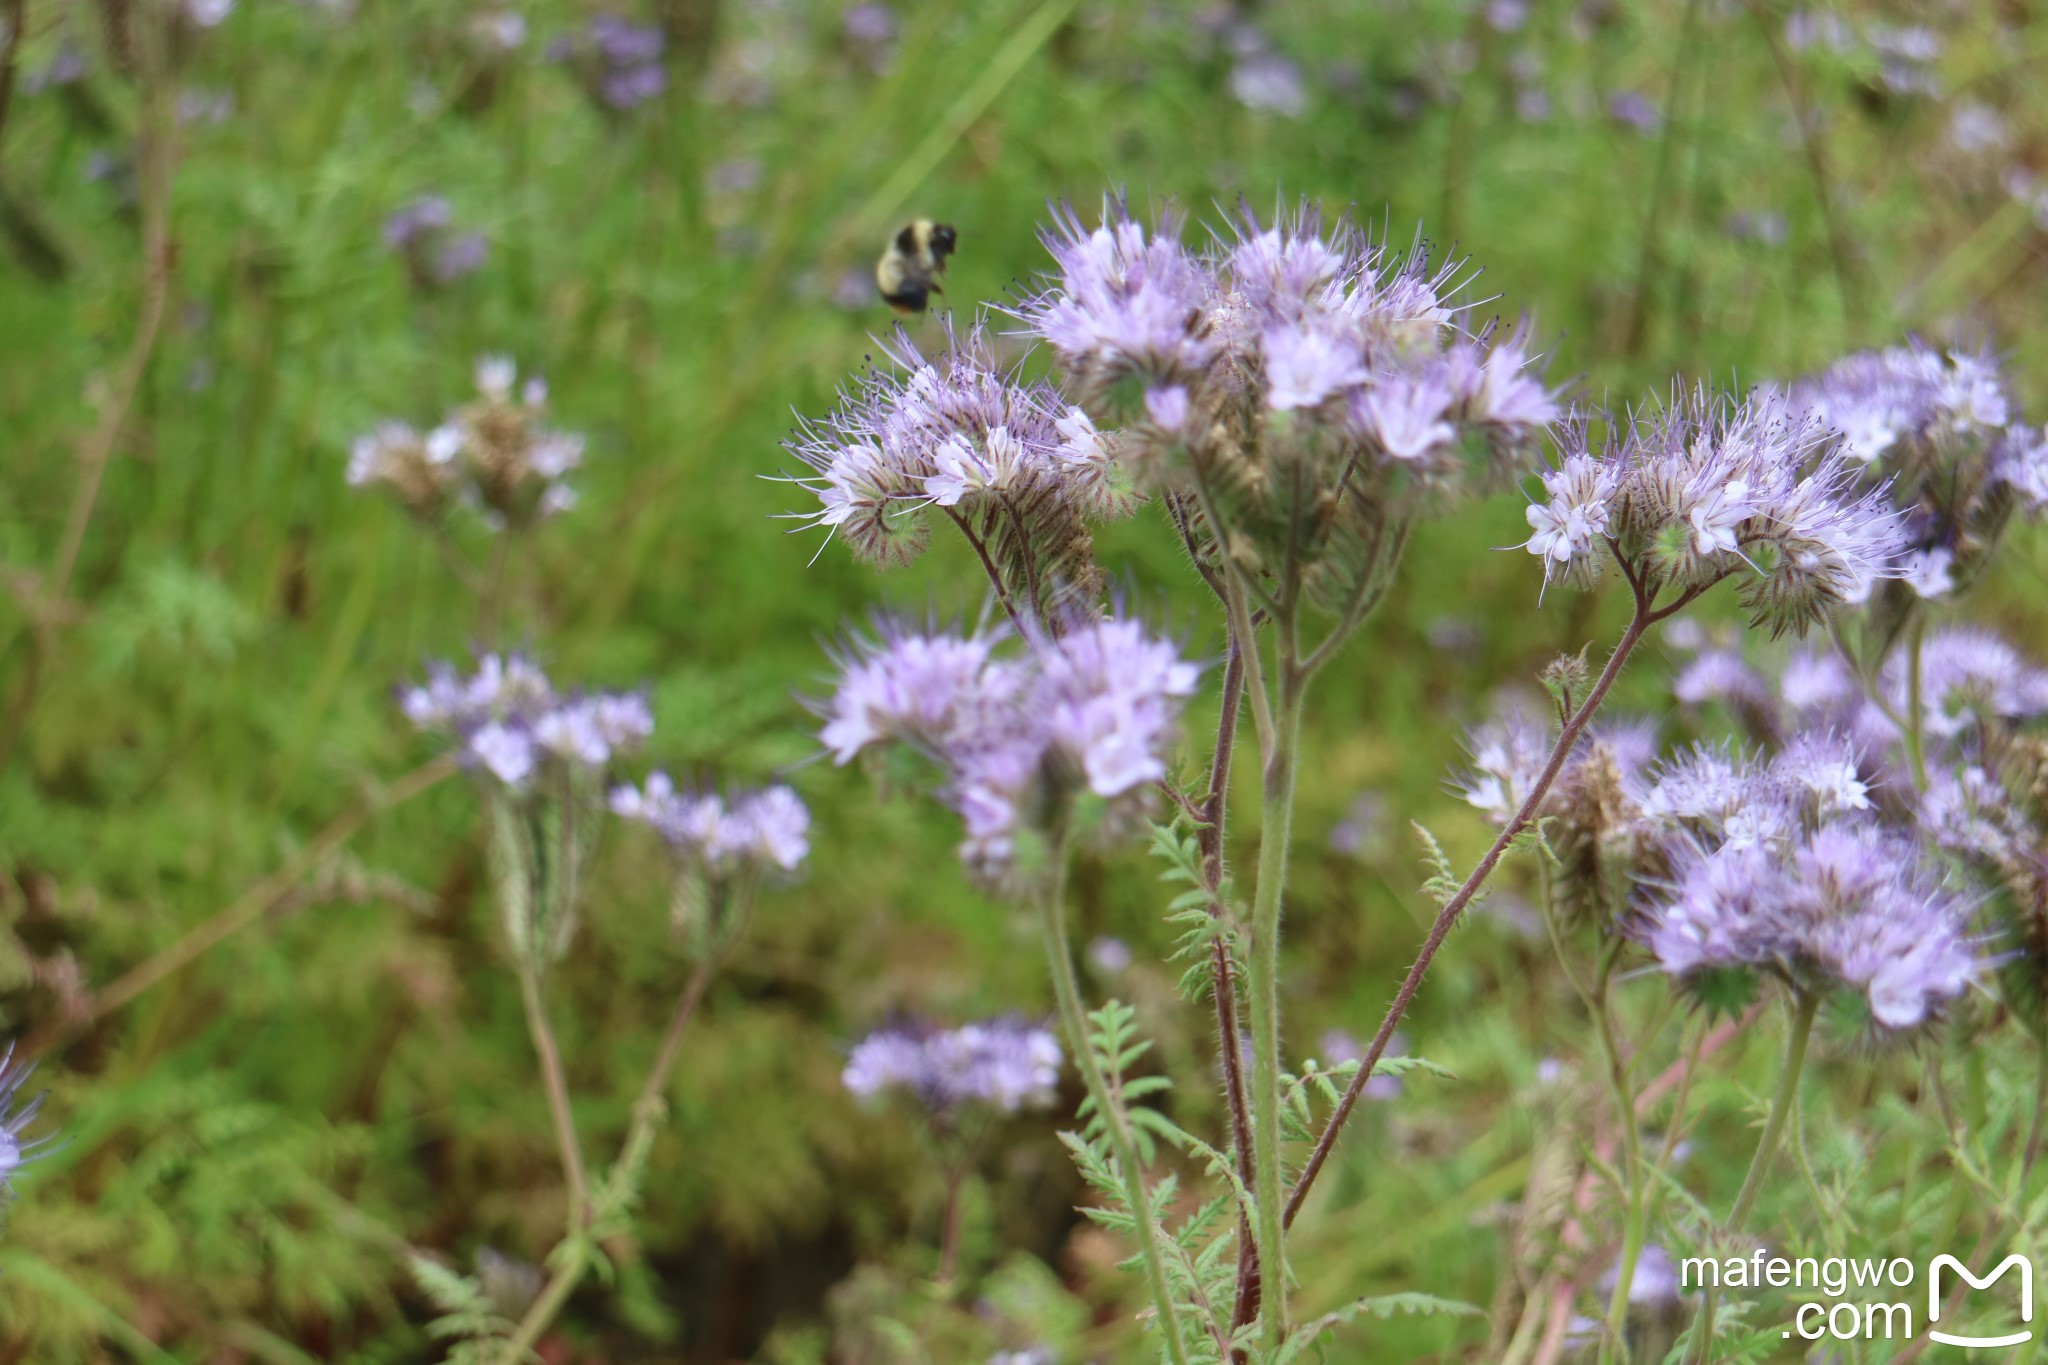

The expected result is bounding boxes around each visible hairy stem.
[1904,611,1929,792]
[1287,605,1654,1226]
[1686,990,1819,1364]
[1593,944,1646,1365]
[1205,639,1262,1349]
[938,1162,968,1284]
[497,957,718,1361]
[519,967,591,1226]
[2025,1034,2048,1185]
[1246,663,1306,1348]
[945,506,1031,635]
[631,958,716,1123]
[1038,849,1191,1365]
[496,1253,583,1365]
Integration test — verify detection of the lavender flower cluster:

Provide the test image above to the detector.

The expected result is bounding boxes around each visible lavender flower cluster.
[381,195,490,289]
[822,617,1197,880]
[1786,340,2048,600]
[1459,610,2048,1033]
[610,773,811,875]
[349,357,584,529]
[1642,744,1976,1030]
[843,1018,1063,1115]
[1019,198,1556,496]
[1523,387,1909,633]
[789,199,1557,634]
[402,652,650,789]
[788,318,1135,616]
[549,15,667,110]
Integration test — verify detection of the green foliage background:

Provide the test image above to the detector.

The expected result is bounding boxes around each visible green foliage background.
[4,0,2048,1359]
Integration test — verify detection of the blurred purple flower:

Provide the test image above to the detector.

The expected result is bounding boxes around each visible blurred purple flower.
[1607,90,1661,134]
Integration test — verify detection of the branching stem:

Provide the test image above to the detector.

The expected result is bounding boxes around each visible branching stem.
[1287,598,1658,1226]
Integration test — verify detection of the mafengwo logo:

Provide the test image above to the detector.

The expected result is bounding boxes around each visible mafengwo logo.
[1929,1254,2034,1350]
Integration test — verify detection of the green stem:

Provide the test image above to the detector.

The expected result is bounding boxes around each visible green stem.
[1687,991,1820,1364]
[1595,944,1646,1365]
[2024,1034,2048,1186]
[1246,670,1306,1349]
[496,1255,584,1365]
[1904,613,1929,792]
[518,967,590,1225]
[496,958,718,1364]
[1038,850,1191,1365]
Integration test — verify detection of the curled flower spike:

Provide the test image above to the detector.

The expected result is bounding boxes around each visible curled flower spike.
[346,422,463,520]
[1787,339,2040,603]
[1524,387,1909,636]
[784,319,1138,623]
[820,615,1196,883]
[449,356,584,529]
[348,356,585,531]
[843,1017,1062,1115]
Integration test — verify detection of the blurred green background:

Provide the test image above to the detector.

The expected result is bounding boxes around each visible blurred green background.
[5,0,2048,1359]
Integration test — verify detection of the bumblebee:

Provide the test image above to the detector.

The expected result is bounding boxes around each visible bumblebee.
[875,219,957,314]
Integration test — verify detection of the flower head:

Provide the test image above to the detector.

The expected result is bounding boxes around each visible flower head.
[401,654,647,790]
[784,320,1135,610]
[1526,387,1908,634]
[821,616,1195,882]
[611,774,811,874]
[1787,339,2034,595]
[346,422,463,520]
[843,1017,1062,1115]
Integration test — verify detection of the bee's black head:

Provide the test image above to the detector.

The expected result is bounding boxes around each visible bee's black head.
[928,223,958,258]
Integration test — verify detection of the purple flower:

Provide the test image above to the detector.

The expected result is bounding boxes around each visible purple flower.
[1087,936,1133,974]
[844,1018,1062,1114]
[433,232,491,283]
[568,15,668,110]
[785,318,1138,570]
[1457,697,1554,820]
[1673,649,1772,714]
[1526,388,1909,634]
[821,617,1195,881]
[1886,627,2048,744]
[1230,53,1308,117]
[1607,91,1661,135]
[611,773,811,874]
[401,655,646,790]
[1022,198,1219,392]
[1035,617,1200,798]
[445,356,585,529]
[1522,452,1618,583]
[0,1044,53,1193]
[383,196,454,252]
[844,2,898,44]
[1637,757,1980,1031]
